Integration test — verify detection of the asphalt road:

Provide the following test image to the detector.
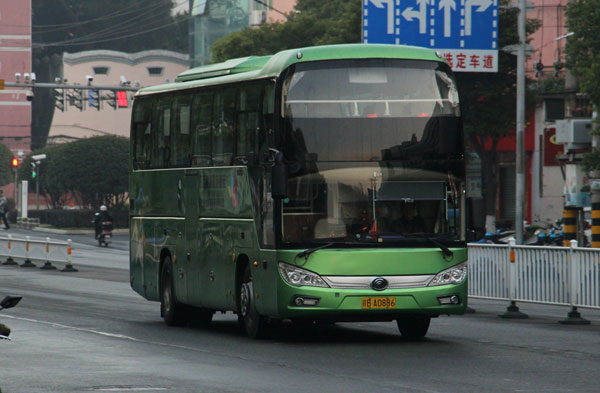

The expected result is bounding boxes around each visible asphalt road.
[1,228,599,393]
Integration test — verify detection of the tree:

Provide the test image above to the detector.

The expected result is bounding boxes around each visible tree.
[31,0,189,149]
[19,136,129,209]
[566,0,600,171]
[211,0,361,62]
[0,144,15,187]
[456,1,539,232]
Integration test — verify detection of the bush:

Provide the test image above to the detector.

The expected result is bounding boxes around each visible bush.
[27,208,129,228]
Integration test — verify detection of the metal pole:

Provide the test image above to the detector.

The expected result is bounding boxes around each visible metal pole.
[515,0,526,245]
[36,163,40,211]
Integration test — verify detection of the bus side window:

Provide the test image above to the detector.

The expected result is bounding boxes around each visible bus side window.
[132,96,153,169]
[236,84,261,165]
[191,91,213,167]
[213,88,236,166]
[172,93,192,167]
[150,97,173,169]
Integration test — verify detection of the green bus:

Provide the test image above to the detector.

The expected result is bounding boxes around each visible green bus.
[129,44,467,339]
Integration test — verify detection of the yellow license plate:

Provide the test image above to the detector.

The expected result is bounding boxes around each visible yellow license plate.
[361,297,397,309]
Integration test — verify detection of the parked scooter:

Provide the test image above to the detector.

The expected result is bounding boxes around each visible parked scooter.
[98,220,114,247]
[0,295,22,340]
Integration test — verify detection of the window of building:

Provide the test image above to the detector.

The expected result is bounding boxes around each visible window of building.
[147,67,164,76]
[545,98,564,122]
[93,66,110,75]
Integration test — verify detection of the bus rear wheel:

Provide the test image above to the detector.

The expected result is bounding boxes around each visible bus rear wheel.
[160,257,185,326]
[238,264,268,338]
[396,315,431,339]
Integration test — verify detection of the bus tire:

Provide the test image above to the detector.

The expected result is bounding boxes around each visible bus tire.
[160,257,185,326]
[396,315,430,339]
[238,264,267,338]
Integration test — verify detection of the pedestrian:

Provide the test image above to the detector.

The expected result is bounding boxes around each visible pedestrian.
[0,190,9,230]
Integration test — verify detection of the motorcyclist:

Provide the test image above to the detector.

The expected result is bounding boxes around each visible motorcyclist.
[93,205,113,239]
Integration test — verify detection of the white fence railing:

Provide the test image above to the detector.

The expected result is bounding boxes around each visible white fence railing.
[468,239,599,324]
[0,235,77,272]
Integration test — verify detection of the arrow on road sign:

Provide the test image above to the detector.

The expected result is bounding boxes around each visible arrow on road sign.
[371,0,395,34]
[465,0,492,36]
[402,0,428,34]
[438,0,456,38]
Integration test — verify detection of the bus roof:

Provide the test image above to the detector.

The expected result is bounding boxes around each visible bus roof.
[137,44,445,96]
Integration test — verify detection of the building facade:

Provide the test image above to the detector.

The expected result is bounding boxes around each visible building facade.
[0,0,32,154]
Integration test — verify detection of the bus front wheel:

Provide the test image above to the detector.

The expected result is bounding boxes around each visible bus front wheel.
[160,258,184,326]
[238,264,267,338]
[396,316,430,339]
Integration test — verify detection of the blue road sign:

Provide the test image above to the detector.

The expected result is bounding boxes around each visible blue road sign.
[363,0,498,72]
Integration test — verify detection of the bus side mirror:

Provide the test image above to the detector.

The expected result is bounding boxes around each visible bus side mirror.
[270,149,288,199]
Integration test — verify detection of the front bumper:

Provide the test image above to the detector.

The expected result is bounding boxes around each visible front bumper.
[274,279,468,320]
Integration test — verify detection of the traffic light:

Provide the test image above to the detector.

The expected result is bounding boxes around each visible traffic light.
[117,91,128,108]
[11,158,19,168]
[31,162,36,179]
[553,61,564,77]
[67,88,83,111]
[54,88,65,112]
[88,89,100,110]
[104,90,117,109]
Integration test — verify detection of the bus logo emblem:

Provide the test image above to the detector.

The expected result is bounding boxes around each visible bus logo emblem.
[370,277,388,291]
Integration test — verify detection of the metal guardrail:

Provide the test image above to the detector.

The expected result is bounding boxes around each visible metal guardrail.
[0,235,77,272]
[468,239,599,324]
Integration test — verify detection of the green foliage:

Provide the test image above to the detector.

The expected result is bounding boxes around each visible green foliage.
[456,0,539,144]
[566,0,600,109]
[19,136,129,209]
[211,0,361,62]
[566,1,600,170]
[582,148,600,172]
[532,76,566,95]
[0,143,15,187]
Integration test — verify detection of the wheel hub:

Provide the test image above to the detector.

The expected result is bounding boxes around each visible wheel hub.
[240,281,252,317]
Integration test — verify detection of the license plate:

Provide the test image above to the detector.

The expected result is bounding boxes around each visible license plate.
[361,297,396,309]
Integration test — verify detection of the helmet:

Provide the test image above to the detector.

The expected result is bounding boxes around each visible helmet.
[100,205,107,211]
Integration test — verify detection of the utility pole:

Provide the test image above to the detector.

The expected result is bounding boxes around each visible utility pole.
[515,0,526,244]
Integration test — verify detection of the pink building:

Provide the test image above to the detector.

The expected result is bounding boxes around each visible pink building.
[0,0,32,155]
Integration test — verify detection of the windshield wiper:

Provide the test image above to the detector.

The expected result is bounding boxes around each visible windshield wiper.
[296,242,337,259]
[402,233,454,258]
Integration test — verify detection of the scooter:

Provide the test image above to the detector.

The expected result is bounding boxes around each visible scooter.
[98,220,113,247]
[0,295,22,340]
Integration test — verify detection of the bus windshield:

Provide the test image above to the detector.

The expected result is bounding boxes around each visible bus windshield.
[279,59,464,248]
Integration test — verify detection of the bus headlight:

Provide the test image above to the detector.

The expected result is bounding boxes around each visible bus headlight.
[278,262,329,288]
[428,262,467,286]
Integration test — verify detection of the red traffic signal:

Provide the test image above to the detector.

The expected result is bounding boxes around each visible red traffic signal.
[116,91,128,108]
[11,158,19,168]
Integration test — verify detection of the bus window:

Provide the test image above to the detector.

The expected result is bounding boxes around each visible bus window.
[236,84,262,165]
[131,96,154,169]
[191,91,213,167]
[172,93,192,167]
[151,96,173,168]
[213,88,236,166]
